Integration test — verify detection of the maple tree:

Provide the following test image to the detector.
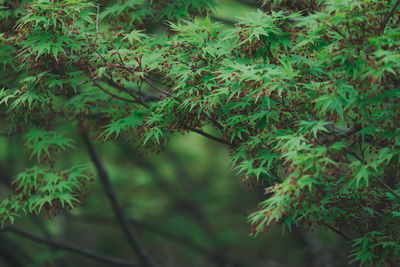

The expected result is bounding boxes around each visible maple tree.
[1,0,400,266]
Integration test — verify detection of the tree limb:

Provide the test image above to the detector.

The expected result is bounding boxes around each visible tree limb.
[381,0,400,33]
[81,131,160,267]
[118,146,241,266]
[2,226,140,266]
[320,222,352,241]
[92,80,139,103]
[373,176,400,202]
[102,78,158,106]
[186,127,231,145]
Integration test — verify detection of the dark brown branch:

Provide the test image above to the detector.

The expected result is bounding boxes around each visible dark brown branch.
[321,222,351,241]
[373,176,400,202]
[92,80,139,103]
[381,0,400,33]
[109,65,170,97]
[142,77,171,97]
[112,51,171,98]
[103,78,158,107]
[103,76,140,101]
[204,114,225,132]
[118,146,240,266]
[2,226,140,266]
[81,131,159,267]
[186,127,231,145]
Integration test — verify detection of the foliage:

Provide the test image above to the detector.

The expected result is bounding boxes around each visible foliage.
[0,165,92,225]
[0,0,400,265]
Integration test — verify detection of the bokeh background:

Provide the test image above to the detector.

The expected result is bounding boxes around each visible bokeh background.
[0,0,352,266]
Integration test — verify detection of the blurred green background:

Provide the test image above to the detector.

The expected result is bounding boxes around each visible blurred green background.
[0,0,352,266]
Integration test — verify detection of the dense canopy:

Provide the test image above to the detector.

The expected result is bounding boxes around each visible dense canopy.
[1,0,400,266]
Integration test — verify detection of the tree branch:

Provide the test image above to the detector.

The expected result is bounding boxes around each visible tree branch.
[103,78,158,106]
[92,80,140,103]
[186,127,231,145]
[81,131,159,267]
[118,146,241,266]
[320,222,352,241]
[142,77,171,97]
[2,226,140,266]
[373,176,400,202]
[381,0,400,33]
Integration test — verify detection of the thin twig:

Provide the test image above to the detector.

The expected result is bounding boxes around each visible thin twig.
[186,127,231,145]
[2,226,140,266]
[103,78,156,107]
[381,0,400,33]
[92,80,139,103]
[105,77,142,101]
[373,176,400,202]
[81,132,159,267]
[114,51,171,97]
[320,222,351,241]
[142,77,171,97]
[205,114,225,132]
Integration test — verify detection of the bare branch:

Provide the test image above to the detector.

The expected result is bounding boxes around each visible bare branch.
[103,78,158,106]
[142,77,171,97]
[92,80,139,103]
[117,146,241,266]
[2,226,140,266]
[81,131,160,267]
[186,127,231,145]
[320,222,352,241]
